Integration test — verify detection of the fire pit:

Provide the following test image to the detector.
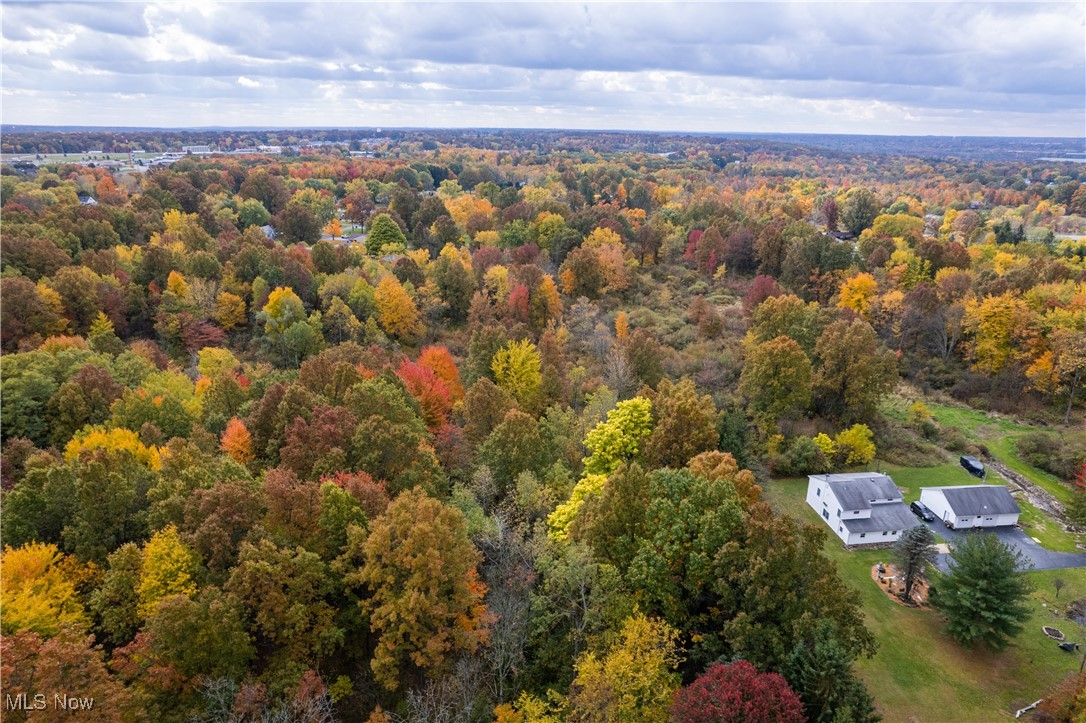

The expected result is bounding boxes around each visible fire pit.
[1043,626,1065,640]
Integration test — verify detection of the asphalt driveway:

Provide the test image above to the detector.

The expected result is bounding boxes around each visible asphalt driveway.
[922,520,1086,572]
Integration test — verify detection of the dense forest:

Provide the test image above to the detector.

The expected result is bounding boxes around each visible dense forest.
[1,131,1084,722]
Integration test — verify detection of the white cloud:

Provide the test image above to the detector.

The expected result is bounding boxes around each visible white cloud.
[0,1,1081,135]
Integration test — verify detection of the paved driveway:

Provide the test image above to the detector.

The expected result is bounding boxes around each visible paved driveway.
[922,520,1086,572]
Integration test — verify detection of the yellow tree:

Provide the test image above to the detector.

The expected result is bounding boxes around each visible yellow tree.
[837,273,879,319]
[324,218,343,240]
[615,311,630,341]
[492,339,543,409]
[0,543,88,636]
[963,293,1034,374]
[137,525,200,618]
[214,291,247,331]
[374,275,421,341]
[569,613,682,722]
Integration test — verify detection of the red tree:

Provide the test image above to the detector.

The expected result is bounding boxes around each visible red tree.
[743,275,785,316]
[671,661,805,723]
[396,359,452,430]
[279,405,357,480]
[418,345,464,402]
[321,471,390,519]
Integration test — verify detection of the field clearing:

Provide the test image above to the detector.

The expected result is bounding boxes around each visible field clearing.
[762,475,1086,721]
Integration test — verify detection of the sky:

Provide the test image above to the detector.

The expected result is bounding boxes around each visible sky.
[1,1,1084,137]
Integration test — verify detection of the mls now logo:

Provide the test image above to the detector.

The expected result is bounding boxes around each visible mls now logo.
[5,693,95,712]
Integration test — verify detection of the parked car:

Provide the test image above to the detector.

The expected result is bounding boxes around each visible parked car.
[960,455,985,478]
[910,500,936,522]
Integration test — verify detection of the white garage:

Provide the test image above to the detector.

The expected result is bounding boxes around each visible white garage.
[919,485,1021,529]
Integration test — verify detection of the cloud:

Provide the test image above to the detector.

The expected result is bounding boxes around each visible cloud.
[1,1,1083,135]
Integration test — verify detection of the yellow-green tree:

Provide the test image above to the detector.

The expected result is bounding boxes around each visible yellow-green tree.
[260,286,306,342]
[492,339,543,409]
[568,613,682,722]
[0,543,88,636]
[834,424,876,466]
[583,397,653,476]
[137,525,200,618]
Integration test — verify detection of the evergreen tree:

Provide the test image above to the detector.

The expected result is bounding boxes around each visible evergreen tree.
[891,525,938,602]
[931,533,1033,649]
[783,620,879,723]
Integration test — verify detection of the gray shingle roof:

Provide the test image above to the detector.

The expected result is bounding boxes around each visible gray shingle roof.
[931,485,1020,516]
[813,473,902,511]
[841,502,917,533]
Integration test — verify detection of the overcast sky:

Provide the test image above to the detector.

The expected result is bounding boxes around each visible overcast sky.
[2,1,1083,136]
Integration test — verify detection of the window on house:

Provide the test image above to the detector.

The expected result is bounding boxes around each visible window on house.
[860,533,866,538]
[837,509,841,518]
[822,509,829,520]
[816,488,821,497]
[882,531,888,536]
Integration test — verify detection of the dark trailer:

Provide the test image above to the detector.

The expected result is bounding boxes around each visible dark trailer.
[960,455,985,479]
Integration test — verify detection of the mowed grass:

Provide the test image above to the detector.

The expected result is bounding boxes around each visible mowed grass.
[762,476,1086,722]
[927,403,1074,504]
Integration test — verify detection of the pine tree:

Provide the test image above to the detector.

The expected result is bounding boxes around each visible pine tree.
[891,525,938,602]
[931,533,1033,649]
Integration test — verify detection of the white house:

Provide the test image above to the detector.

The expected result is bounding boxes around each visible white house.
[806,472,916,546]
[919,485,1020,529]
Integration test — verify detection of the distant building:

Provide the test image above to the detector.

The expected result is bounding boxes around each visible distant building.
[259,225,276,240]
[919,485,1020,529]
[78,194,98,206]
[807,472,915,546]
[182,145,213,154]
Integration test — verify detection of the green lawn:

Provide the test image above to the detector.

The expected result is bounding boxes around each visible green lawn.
[762,476,1086,722]
[927,403,1074,505]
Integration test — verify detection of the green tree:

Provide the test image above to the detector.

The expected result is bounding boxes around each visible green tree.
[571,463,650,574]
[813,319,897,424]
[366,213,407,256]
[225,539,342,666]
[783,619,879,723]
[145,588,254,682]
[740,336,812,423]
[891,525,938,602]
[354,488,490,690]
[841,187,880,236]
[88,543,142,646]
[931,533,1033,649]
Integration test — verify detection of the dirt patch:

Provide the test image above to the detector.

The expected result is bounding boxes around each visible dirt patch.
[871,563,932,608]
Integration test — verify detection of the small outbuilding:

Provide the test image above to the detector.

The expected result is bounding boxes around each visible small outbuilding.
[919,485,1020,529]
